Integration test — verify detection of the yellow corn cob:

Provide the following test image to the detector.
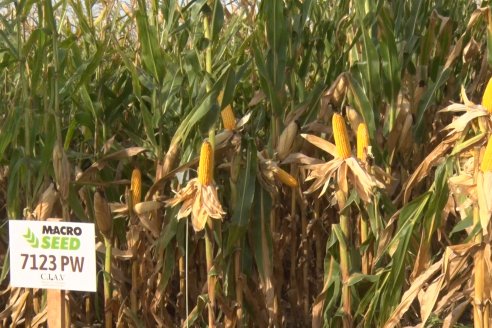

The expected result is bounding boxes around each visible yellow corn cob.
[131,168,142,205]
[333,113,351,159]
[198,141,214,185]
[356,123,369,162]
[482,78,492,113]
[221,105,236,130]
[481,135,492,172]
[272,167,298,188]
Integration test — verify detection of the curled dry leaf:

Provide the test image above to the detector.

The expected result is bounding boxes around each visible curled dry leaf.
[137,212,161,238]
[12,292,29,325]
[96,242,134,260]
[281,152,323,165]
[384,242,478,328]
[133,201,162,215]
[300,134,337,158]
[76,147,147,182]
[248,90,266,107]
[403,134,460,204]
[442,300,470,328]
[442,109,488,136]
[383,260,442,328]
[109,202,129,216]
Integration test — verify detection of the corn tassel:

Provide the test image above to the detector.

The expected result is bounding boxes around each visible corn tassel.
[481,135,492,172]
[333,113,351,159]
[356,123,369,162]
[131,168,142,205]
[482,78,492,113]
[221,106,236,130]
[272,166,298,188]
[198,141,214,185]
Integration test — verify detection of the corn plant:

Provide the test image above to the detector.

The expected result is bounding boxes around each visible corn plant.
[0,0,491,327]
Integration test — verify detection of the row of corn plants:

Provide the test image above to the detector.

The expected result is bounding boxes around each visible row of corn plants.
[0,0,491,326]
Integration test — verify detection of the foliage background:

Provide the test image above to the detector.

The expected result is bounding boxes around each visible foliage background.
[0,0,491,326]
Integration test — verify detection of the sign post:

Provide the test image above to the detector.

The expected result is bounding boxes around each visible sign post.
[46,218,66,328]
[9,219,96,327]
[47,285,66,328]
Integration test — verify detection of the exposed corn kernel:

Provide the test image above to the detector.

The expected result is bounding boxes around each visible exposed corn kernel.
[131,168,142,205]
[198,141,214,185]
[221,105,236,130]
[272,167,298,188]
[332,113,351,159]
[356,123,369,162]
[482,78,492,113]
[481,135,492,172]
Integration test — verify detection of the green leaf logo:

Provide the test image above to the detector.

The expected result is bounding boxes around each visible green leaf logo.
[23,228,39,248]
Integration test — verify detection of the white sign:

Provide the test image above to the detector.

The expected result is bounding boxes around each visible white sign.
[9,220,97,292]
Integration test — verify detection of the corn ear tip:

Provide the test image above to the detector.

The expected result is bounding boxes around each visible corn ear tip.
[273,167,298,188]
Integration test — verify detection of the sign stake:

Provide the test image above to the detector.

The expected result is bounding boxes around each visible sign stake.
[46,218,68,328]
[47,288,66,328]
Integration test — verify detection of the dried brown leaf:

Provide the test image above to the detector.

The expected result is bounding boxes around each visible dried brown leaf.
[403,134,460,204]
[10,290,29,325]
[410,231,431,281]
[95,242,134,260]
[312,257,334,328]
[300,134,337,157]
[434,274,468,314]
[419,274,445,325]
[442,110,488,135]
[248,90,266,107]
[442,300,469,328]
[281,153,323,165]
[77,147,147,182]
[133,201,162,215]
[382,260,442,328]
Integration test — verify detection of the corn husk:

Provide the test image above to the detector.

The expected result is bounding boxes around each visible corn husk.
[276,121,298,161]
[94,189,113,239]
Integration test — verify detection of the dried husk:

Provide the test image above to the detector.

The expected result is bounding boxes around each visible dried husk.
[94,189,113,239]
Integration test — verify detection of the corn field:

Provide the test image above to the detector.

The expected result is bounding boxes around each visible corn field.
[1,0,492,327]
